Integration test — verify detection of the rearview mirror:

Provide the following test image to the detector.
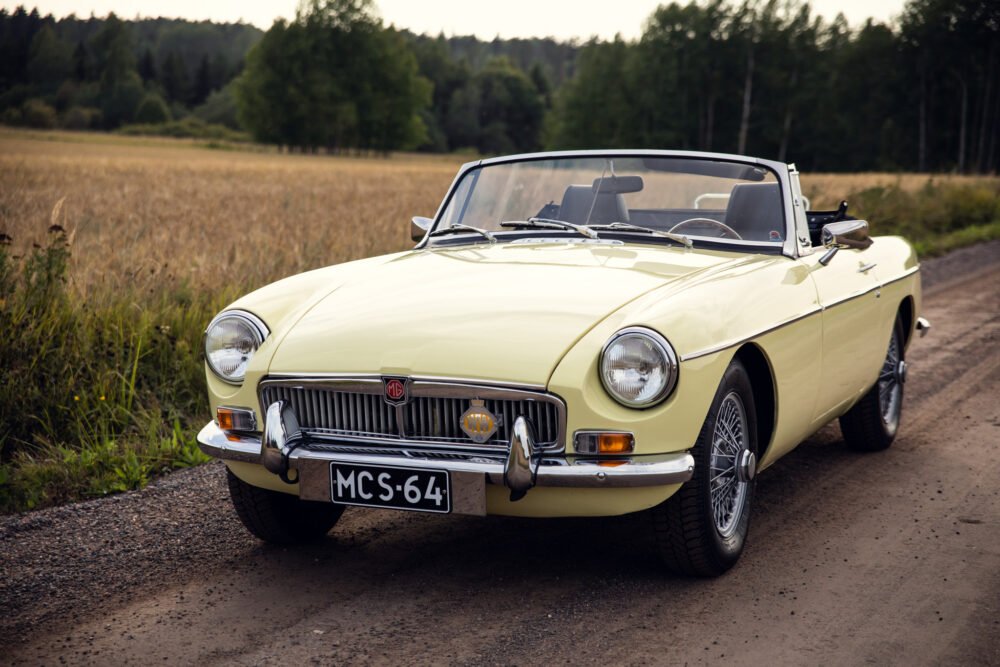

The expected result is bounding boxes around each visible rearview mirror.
[819,219,872,265]
[592,175,644,194]
[411,216,432,242]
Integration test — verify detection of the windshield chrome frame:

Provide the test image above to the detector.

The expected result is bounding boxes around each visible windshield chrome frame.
[416,149,800,258]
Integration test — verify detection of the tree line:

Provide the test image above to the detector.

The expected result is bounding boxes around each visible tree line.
[0,8,261,130]
[553,0,999,173]
[1,0,997,172]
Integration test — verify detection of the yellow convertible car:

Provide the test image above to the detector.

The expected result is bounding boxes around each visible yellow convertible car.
[198,150,929,576]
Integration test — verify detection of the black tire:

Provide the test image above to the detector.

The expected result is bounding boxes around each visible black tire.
[226,469,344,544]
[839,315,905,452]
[651,358,759,577]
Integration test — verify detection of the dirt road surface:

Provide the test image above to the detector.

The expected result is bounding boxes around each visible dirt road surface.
[3,242,999,666]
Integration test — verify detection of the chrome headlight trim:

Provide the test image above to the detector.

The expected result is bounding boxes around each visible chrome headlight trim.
[204,310,269,385]
[599,326,679,408]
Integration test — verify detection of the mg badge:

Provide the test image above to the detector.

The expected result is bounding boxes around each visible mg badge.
[461,399,498,444]
[382,376,410,406]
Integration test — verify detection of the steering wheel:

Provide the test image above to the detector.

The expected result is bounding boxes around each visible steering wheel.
[669,217,742,240]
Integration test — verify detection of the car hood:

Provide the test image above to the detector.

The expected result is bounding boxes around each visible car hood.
[267,242,739,385]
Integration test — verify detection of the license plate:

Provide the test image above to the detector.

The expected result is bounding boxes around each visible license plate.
[329,462,451,514]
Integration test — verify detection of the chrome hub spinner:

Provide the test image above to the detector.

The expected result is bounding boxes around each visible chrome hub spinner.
[736,449,756,483]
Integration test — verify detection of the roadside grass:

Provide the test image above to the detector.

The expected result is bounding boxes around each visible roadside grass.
[0,130,998,513]
[0,225,233,511]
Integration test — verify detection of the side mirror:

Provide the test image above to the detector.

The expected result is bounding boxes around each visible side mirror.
[819,219,873,265]
[411,216,432,242]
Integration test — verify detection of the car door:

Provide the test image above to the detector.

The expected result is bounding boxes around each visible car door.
[800,247,885,425]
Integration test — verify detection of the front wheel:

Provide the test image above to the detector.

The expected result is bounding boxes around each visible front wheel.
[651,358,758,577]
[839,315,905,452]
[227,469,344,544]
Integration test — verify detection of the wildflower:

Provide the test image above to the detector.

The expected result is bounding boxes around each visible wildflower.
[74,395,80,401]
[100,395,106,401]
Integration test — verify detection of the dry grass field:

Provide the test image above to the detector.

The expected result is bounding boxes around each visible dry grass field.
[2,127,997,296]
[0,129,464,296]
[1,127,998,512]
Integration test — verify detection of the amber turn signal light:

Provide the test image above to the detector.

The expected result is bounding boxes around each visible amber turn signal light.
[573,431,635,454]
[216,406,257,432]
[597,433,634,454]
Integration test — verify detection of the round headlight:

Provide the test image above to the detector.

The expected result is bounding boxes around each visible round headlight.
[204,311,268,384]
[600,327,678,407]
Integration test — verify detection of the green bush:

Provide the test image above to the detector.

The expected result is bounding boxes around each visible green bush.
[1,106,24,126]
[21,98,57,129]
[849,181,1000,256]
[61,105,101,130]
[117,116,249,142]
[133,92,172,124]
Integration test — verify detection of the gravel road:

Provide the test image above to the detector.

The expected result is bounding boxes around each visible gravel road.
[2,241,999,666]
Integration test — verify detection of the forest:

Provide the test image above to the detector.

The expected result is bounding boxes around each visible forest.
[0,0,997,172]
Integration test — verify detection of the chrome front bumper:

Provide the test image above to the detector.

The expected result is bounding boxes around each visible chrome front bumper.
[197,403,694,510]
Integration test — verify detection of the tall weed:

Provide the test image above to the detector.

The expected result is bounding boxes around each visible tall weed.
[0,219,224,512]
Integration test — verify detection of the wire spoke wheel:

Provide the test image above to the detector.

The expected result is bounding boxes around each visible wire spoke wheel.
[710,392,749,538]
[653,358,758,576]
[878,332,902,428]
[839,313,906,452]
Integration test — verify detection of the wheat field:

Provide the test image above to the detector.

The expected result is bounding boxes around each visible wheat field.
[0,129,464,296]
[1,128,997,296]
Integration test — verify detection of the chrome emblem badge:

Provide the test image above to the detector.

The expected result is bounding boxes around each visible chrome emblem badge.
[461,399,498,444]
[382,377,409,405]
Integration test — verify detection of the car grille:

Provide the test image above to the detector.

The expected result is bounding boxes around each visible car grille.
[259,381,563,451]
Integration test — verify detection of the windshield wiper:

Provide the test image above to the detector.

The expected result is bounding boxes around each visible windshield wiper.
[428,224,496,244]
[499,217,599,239]
[591,222,693,248]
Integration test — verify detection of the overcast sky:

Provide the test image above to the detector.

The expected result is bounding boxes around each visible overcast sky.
[8,0,909,39]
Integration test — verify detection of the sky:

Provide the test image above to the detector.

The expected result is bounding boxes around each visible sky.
[8,0,910,39]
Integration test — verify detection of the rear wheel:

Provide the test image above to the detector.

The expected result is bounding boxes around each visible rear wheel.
[227,469,344,544]
[651,358,758,577]
[840,316,905,452]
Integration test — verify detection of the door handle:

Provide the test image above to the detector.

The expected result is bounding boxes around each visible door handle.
[857,262,877,273]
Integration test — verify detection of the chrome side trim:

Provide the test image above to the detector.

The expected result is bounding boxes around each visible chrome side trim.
[881,265,920,287]
[679,266,920,362]
[197,421,694,490]
[680,307,823,361]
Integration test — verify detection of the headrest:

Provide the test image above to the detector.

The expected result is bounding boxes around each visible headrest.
[558,185,629,225]
[725,183,783,241]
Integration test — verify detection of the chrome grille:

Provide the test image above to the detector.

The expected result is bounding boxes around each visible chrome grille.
[259,379,564,451]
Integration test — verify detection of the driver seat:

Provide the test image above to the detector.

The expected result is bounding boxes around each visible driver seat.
[724,183,782,241]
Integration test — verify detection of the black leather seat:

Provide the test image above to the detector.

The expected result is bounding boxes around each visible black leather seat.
[724,183,783,241]
[558,185,629,225]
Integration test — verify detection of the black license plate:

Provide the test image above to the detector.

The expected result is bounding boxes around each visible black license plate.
[329,462,451,513]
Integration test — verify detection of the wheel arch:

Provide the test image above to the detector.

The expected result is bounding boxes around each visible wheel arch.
[897,295,915,352]
[733,343,776,462]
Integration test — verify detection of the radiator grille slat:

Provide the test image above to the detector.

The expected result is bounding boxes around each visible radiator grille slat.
[259,384,561,449]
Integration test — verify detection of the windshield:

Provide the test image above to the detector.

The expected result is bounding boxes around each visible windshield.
[435,155,785,247]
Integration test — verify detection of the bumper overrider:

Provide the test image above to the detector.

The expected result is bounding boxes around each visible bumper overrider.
[197,400,695,515]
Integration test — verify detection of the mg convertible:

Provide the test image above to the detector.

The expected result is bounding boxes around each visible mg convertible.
[198,150,929,576]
